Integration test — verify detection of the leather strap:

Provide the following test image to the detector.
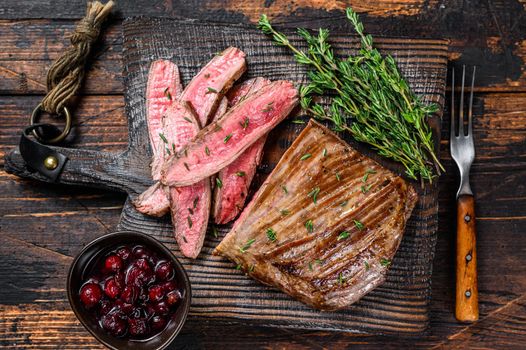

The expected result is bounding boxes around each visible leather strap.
[19,124,68,181]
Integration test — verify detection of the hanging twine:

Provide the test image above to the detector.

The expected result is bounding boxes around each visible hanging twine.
[41,1,115,115]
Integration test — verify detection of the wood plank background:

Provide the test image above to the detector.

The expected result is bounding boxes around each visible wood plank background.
[1,0,525,349]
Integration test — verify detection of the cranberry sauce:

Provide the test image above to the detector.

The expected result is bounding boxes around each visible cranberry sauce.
[78,244,182,340]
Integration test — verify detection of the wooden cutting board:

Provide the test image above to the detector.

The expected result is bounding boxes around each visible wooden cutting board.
[5,18,447,335]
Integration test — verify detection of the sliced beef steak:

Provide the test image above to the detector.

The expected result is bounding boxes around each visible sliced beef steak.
[146,60,182,180]
[132,182,170,217]
[213,77,271,224]
[214,120,418,311]
[161,80,298,187]
[162,101,211,258]
[180,47,246,127]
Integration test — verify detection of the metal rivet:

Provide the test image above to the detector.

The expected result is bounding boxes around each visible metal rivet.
[465,290,471,298]
[466,254,472,262]
[464,215,471,222]
[43,156,58,170]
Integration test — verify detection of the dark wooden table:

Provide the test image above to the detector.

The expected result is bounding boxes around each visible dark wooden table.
[1,1,525,349]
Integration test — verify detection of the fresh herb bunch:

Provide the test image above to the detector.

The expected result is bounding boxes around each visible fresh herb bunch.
[258,8,444,183]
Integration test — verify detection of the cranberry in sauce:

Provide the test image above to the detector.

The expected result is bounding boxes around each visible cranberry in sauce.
[78,244,183,340]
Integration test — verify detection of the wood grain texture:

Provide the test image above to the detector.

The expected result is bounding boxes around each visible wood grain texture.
[455,195,478,322]
[4,18,447,335]
[1,1,525,349]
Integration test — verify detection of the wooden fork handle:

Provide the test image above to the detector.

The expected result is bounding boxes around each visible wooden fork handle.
[455,194,479,322]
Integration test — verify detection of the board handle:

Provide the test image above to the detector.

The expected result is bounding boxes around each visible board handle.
[5,146,150,195]
[455,194,479,322]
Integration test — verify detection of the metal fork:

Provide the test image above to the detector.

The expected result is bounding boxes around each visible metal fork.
[450,65,478,322]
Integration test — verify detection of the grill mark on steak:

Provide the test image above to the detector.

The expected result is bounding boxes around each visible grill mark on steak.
[161,80,299,187]
[213,120,417,310]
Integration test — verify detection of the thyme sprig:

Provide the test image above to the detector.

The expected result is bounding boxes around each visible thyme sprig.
[258,8,444,183]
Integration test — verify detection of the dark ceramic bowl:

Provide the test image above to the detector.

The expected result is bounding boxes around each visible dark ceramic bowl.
[67,231,191,350]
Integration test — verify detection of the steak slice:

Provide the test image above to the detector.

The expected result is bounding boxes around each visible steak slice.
[213,77,271,224]
[214,120,418,311]
[163,101,211,258]
[161,80,298,187]
[132,182,170,217]
[146,60,182,180]
[180,47,246,127]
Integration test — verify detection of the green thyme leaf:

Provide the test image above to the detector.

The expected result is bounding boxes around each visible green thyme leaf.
[361,184,372,193]
[164,87,172,100]
[159,133,168,144]
[305,219,314,233]
[335,172,341,181]
[187,216,193,228]
[240,117,249,129]
[323,148,327,157]
[280,209,290,216]
[239,238,256,253]
[183,117,193,123]
[206,87,218,94]
[337,231,350,240]
[281,184,288,194]
[300,153,312,161]
[212,225,219,238]
[364,261,370,270]
[266,228,277,242]
[307,187,320,204]
[193,196,199,209]
[216,178,223,188]
[205,146,210,155]
[236,171,246,177]
[380,258,391,267]
[248,264,255,273]
[223,133,233,143]
[292,119,305,124]
[353,219,365,230]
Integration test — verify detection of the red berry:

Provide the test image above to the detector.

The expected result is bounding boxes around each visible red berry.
[144,304,156,319]
[116,246,131,261]
[126,266,149,287]
[166,290,180,306]
[101,312,127,337]
[99,299,114,315]
[155,261,174,281]
[150,315,167,332]
[148,285,164,303]
[121,285,139,304]
[104,254,123,273]
[104,277,122,299]
[114,271,125,288]
[161,281,177,293]
[134,258,151,272]
[113,299,134,315]
[154,301,170,316]
[80,283,102,308]
[132,246,150,259]
[128,318,149,337]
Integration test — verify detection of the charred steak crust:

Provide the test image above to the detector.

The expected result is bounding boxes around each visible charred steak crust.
[214,120,418,311]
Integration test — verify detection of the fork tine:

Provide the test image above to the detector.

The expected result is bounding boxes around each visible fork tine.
[468,66,476,136]
[451,68,456,137]
[459,65,466,136]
